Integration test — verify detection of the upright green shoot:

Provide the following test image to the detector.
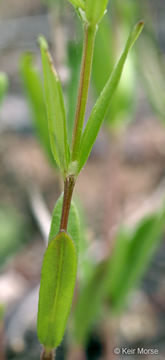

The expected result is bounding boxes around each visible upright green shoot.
[36,1,144,358]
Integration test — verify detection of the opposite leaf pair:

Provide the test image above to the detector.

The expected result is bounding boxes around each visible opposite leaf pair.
[39,21,144,179]
[69,0,108,26]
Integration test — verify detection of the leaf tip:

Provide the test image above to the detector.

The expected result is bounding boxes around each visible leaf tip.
[134,20,144,38]
[129,20,144,49]
[38,35,48,51]
[137,20,144,30]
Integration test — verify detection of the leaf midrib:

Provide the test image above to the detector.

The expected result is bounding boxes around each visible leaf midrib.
[45,236,65,344]
[52,237,64,321]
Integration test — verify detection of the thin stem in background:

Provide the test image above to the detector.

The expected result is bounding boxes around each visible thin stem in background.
[71,24,97,161]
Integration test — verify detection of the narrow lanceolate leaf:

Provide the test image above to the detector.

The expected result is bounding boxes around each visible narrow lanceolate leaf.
[85,0,109,26]
[108,208,165,313]
[39,36,69,175]
[139,36,165,121]
[74,261,107,346]
[37,232,77,349]
[67,42,82,144]
[49,194,80,255]
[107,228,131,300]
[78,21,144,173]
[67,0,85,10]
[21,54,54,164]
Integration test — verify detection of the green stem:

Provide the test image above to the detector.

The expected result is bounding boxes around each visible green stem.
[71,23,97,161]
[59,24,96,232]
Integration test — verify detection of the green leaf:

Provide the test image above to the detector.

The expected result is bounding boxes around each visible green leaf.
[74,261,107,345]
[78,21,144,173]
[75,199,93,281]
[85,0,109,26]
[0,72,8,107]
[109,208,165,312]
[0,206,26,266]
[107,228,131,300]
[49,194,80,255]
[92,14,114,97]
[21,54,54,165]
[139,36,165,122]
[37,231,77,349]
[39,36,70,176]
[74,205,165,343]
[67,0,85,10]
[92,14,136,131]
[67,41,82,144]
